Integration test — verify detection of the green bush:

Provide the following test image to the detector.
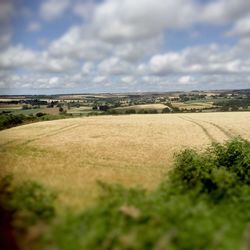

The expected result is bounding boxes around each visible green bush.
[0,113,70,130]
[137,109,149,114]
[44,138,250,250]
[0,176,56,249]
[125,109,136,114]
[0,175,56,225]
[106,109,119,115]
[36,112,46,117]
[172,138,250,199]
[1,138,250,250]
[0,114,26,130]
[162,107,171,113]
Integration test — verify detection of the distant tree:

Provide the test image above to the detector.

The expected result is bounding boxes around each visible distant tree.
[162,107,171,113]
[22,104,29,110]
[99,105,109,111]
[125,109,136,114]
[231,106,239,111]
[36,112,46,117]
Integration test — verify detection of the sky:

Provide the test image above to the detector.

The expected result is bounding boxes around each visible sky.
[0,0,250,94]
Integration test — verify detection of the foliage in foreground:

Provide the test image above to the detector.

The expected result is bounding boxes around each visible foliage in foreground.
[45,138,250,250]
[0,176,56,249]
[1,138,250,250]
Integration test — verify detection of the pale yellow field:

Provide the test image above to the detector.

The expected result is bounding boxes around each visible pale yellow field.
[0,105,22,110]
[0,112,250,209]
[67,106,92,114]
[116,103,167,110]
[172,102,214,110]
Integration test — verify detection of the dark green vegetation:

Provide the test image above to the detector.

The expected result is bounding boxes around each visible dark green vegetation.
[0,176,56,249]
[1,138,250,249]
[214,96,250,112]
[0,113,72,130]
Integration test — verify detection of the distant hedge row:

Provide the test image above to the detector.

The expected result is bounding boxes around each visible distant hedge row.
[0,113,71,130]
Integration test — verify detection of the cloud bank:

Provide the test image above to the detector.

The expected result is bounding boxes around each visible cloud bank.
[0,0,250,94]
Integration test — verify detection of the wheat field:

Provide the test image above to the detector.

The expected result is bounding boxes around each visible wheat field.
[171,102,214,110]
[115,103,167,110]
[1,112,250,209]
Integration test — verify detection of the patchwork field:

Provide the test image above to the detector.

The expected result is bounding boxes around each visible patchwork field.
[171,101,215,110]
[115,103,167,111]
[0,112,250,209]
[66,106,93,115]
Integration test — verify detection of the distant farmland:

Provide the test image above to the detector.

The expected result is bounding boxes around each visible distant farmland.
[114,103,168,111]
[171,101,215,110]
[0,112,250,209]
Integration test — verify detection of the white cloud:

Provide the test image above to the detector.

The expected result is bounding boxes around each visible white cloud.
[48,26,112,61]
[72,0,96,20]
[40,0,70,21]
[26,21,41,32]
[2,0,250,93]
[178,75,194,85]
[149,52,184,74]
[82,62,94,74]
[40,54,76,73]
[148,43,250,75]
[93,75,107,83]
[48,76,60,87]
[98,57,134,75]
[0,45,76,73]
[201,0,250,24]
[93,0,198,42]
[121,76,135,84]
[114,37,162,62]
[0,45,37,69]
[226,15,250,37]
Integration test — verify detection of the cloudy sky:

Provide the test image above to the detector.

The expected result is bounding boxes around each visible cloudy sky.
[0,0,250,94]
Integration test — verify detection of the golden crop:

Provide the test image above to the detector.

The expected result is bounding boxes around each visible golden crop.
[1,112,249,209]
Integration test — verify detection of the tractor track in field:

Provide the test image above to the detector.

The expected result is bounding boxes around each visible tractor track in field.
[178,116,217,142]
[186,117,233,138]
[179,115,234,142]
[0,123,80,147]
[201,121,234,138]
[21,124,80,145]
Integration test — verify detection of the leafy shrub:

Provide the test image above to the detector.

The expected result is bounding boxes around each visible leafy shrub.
[44,138,250,250]
[172,137,250,199]
[0,113,70,130]
[0,176,56,249]
[106,109,119,115]
[0,114,26,130]
[137,109,149,114]
[0,175,56,225]
[162,107,171,113]
[125,109,136,114]
[2,139,249,250]
[36,112,46,117]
